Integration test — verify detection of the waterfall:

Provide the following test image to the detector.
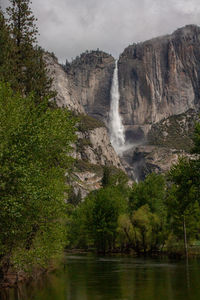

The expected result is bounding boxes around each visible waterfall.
[109,60,126,155]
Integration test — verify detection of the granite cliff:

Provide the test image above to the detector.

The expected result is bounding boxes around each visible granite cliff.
[48,24,200,184]
[64,50,115,125]
[71,115,124,198]
[118,25,200,144]
[117,25,200,178]
[47,54,124,197]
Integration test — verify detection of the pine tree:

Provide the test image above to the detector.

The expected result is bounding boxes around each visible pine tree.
[0,10,16,86]
[6,0,53,101]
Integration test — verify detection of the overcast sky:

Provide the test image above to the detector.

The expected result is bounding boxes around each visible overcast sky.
[1,0,200,63]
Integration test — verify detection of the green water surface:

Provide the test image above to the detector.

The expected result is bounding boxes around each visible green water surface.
[1,254,200,300]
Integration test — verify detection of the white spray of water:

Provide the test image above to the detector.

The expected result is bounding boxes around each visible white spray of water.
[109,60,126,155]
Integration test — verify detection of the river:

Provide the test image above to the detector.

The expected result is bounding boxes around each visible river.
[1,254,200,300]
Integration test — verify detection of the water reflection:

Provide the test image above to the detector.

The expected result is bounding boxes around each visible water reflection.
[1,255,200,300]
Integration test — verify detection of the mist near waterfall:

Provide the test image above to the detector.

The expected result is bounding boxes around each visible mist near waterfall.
[109,60,126,155]
[109,60,138,155]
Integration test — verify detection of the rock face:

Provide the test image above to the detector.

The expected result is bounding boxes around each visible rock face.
[118,25,200,143]
[78,127,123,168]
[71,123,125,198]
[147,109,199,151]
[47,52,125,197]
[65,50,115,124]
[46,54,84,113]
[48,25,200,183]
[123,146,183,180]
[121,108,199,180]
[114,25,200,179]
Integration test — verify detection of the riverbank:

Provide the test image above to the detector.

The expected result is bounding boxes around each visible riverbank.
[0,267,50,289]
[0,259,60,289]
[1,246,200,290]
[1,254,200,300]
[65,245,200,258]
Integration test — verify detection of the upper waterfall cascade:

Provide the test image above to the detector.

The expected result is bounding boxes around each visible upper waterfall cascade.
[109,60,126,155]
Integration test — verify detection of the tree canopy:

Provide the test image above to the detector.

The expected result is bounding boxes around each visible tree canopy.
[0,0,53,100]
[0,83,76,271]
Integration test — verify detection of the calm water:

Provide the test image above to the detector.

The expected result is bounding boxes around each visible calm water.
[1,254,200,300]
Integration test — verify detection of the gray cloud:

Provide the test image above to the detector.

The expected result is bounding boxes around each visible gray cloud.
[1,0,200,62]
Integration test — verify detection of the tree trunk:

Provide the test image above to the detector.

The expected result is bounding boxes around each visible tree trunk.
[183,215,188,257]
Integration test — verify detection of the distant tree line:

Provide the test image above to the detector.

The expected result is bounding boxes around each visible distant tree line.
[67,131,200,256]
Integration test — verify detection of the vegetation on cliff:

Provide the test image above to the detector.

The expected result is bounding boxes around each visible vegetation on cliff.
[148,110,199,151]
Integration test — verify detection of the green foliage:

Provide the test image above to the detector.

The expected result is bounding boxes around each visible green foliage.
[67,188,82,207]
[67,165,130,253]
[68,171,168,255]
[192,121,200,154]
[2,0,53,100]
[68,119,200,256]
[167,158,197,214]
[129,173,166,214]
[0,83,76,270]
[7,0,38,46]
[101,166,110,187]
[68,186,128,253]
[163,121,200,254]
[101,166,129,189]
[86,187,127,253]
[166,157,200,246]
[23,46,54,101]
[130,205,166,254]
[117,205,167,255]
[76,137,92,153]
[77,114,105,132]
[66,204,90,249]
[74,159,103,177]
[117,174,167,254]
[148,111,197,151]
[117,214,133,251]
[0,11,16,86]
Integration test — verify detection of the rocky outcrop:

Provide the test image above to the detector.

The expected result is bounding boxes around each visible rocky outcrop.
[47,53,125,197]
[118,25,200,142]
[71,118,125,197]
[123,145,190,181]
[75,127,123,168]
[122,109,199,180]
[46,54,84,113]
[147,109,199,151]
[65,50,115,124]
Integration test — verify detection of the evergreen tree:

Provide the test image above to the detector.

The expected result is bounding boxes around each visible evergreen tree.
[68,188,82,206]
[0,10,16,86]
[101,166,129,190]
[101,166,110,187]
[6,0,53,100]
